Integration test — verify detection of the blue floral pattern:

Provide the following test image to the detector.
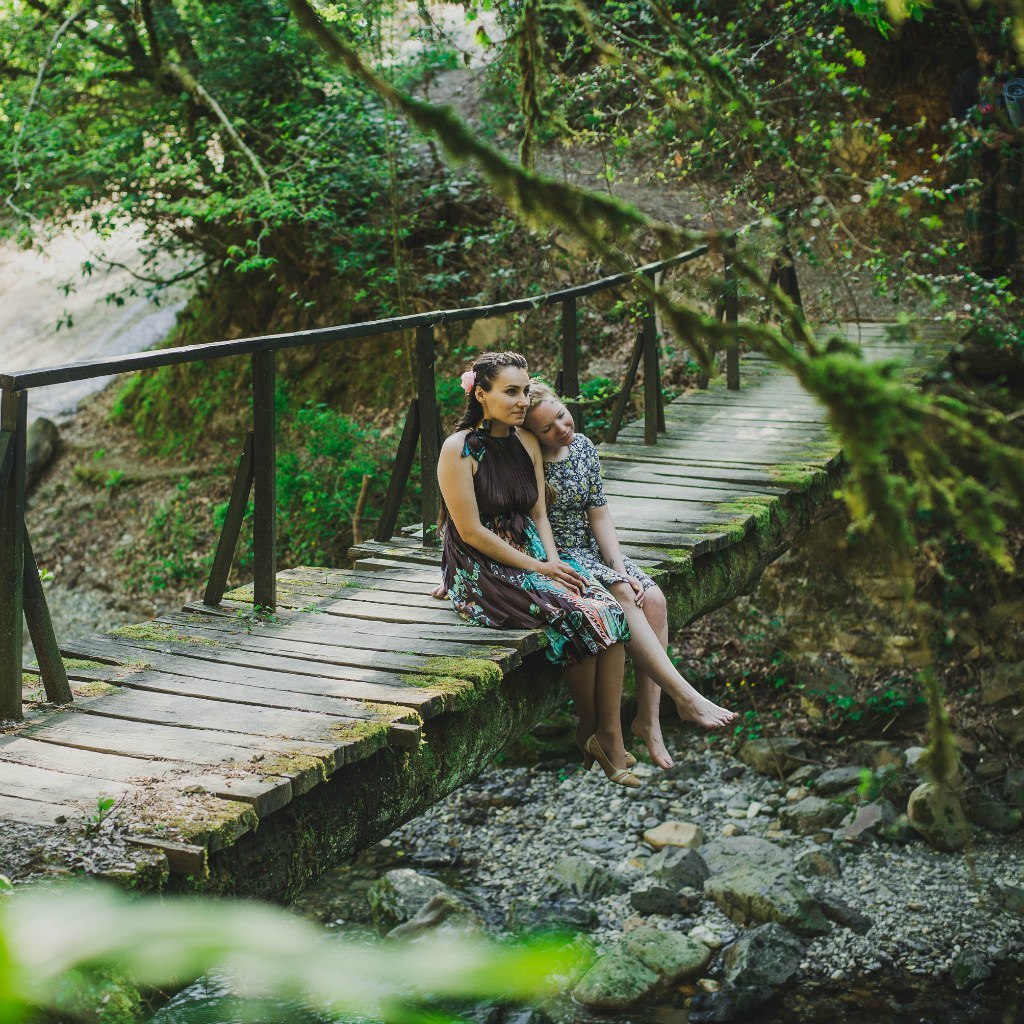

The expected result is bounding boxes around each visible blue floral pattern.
[545,434,657,594]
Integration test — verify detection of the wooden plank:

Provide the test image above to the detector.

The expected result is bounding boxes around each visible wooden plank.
[128,837,206,876]
[25,709,340,770]
[0,760,131,805]
[0,734,294,818]
[601,479,785,504]
[74,688,385,761]
[228,579,451,611]
[24,713,332,795]
[0,792,71,827]
[59,636,447,714]
[27,660,423,748]
[183,598,544,654]
[159,611,520,667]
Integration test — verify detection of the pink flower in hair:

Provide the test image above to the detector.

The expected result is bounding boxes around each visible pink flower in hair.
[460,369,477,395]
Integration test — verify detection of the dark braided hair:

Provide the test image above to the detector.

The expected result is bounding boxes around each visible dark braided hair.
[452,351,529,433]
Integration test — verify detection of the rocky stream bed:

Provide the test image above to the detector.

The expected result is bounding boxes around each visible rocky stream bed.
[152,734,1023,1024]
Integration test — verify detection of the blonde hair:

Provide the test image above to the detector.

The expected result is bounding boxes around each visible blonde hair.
[527,377,558,410]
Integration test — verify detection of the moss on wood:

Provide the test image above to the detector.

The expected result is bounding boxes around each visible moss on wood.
[112,623,217,647]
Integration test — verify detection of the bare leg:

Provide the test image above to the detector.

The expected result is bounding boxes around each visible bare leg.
[622,586,675,770]
[566,656,598,767]
[610,583,737,730]
[593,641,630,771]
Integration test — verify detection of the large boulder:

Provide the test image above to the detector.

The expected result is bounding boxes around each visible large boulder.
[548,854,628,899]
[907,783,971,852]
[739,738,806,775]
[647,846,710,891]
[368,869,451,931]
[779,796,846,834]
[721,922,804,989]
[622,925,712,984]
[26,417,60,492]
[506,896,599,934]
[813,766,866,795]
[386,891,484,942]
[701,837,828,936]
[573,950,660,1010]
[629,882,682,917]
[643,821,706,850]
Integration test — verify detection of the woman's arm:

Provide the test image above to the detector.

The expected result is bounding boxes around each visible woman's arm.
[587,504,628,571]
[519,431,585,593]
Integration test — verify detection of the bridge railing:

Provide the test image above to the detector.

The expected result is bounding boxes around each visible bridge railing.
[0,221,802,719]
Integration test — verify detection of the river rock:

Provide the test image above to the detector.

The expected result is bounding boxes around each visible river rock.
[629,882,680,916]
[903,746,928,773]
[701,837,828,936]
[907,783,971,851]
[688,982,776,1023]
[849,740,902,768]
[386,891,484,941]
[993,709,1024,748]
[622,924,713,983]
[812,890,872,934]
[643,821,706,850]
[368,869,452,931]
[794,847,841,879]
[950,948,992,990]
[981,661,1024,707]
[965,787,1022,833]
[839,799,905,843]
[647,846,710,890]
[813,766,865,795]
[779,796,846,834]
[572,949,660,1010]
[701,835,792,874]
[721,922,804,988]
[506,896,599,933]
[549,854,628,898]
[1004,768,1024,806]
[739,738,806,775]
[26,417,59,492]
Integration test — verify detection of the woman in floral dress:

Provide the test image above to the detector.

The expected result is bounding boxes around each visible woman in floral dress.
[436,351,639,787]
[524,380,737,770]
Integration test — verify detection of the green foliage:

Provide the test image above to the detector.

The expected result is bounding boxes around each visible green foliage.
[0,883,581,1024]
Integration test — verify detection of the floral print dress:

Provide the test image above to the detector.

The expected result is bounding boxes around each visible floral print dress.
[545,433,657,595]
[440,425,629,666]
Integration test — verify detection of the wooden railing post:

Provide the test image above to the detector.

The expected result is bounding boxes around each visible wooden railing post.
[252,350,276,611]
[375,397,420,543]
[642,273,658,445]
[0,390,27,720]
[724,236,740,390]
[560,297,584,433]
[23,526,72,704]
[416,325,440,546]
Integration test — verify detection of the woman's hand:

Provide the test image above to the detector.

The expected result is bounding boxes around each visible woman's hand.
[537,559,587,594]
[623,574,645,608]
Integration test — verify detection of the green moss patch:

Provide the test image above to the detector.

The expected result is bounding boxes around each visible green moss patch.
[112,623,217,647]
[72,681,123,698]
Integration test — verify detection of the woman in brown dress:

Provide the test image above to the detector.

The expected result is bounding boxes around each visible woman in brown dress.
[436,351,638,787]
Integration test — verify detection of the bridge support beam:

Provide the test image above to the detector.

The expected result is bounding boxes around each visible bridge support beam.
[0,392,26,720]
[252,351,277,611]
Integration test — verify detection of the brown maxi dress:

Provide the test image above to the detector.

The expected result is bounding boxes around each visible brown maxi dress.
[440,424,629,665]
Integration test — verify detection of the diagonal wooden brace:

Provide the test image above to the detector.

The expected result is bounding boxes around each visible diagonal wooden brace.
[204,431,255,607]
[22,526,72,704]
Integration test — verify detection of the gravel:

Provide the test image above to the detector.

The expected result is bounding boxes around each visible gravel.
[385,744,1024,987]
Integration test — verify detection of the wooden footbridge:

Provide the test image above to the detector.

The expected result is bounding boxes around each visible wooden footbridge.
[0,229,946,895]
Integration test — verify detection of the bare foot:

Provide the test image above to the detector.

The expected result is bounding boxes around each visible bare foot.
[430,582,447,599]
[631,719,675,770]
[674,690,738,730]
